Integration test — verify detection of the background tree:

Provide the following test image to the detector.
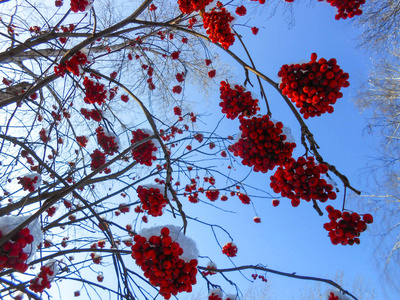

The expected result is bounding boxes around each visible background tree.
[0,0,386,299]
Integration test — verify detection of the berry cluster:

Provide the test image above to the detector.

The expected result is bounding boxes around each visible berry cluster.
[201,261,217,276]
[251,273,268,282]
[137,185,168,217]
[278,53,350,118]
[237,192,250,204]
[219,81,260,120]
[96,126,119,155]
[323,206,373,246]
[76,136,89,147]
[0,227,34,272]
[17,174,40,192]
[81,108,102,122]
[203,2,235,50]
[131,227,198,299]
[222,242,237,257]
[178,0,213,14]
[70,0,93,12]
[270,156,336,207]
[39,128,50,143]
[318,0,365,20]
[83,77,108,105]
[131,129,158,166]
[205,189,219,201]
[228,115,296,173]
[29,260,59,293]
[90,149,106,170]
[54,51,89,77]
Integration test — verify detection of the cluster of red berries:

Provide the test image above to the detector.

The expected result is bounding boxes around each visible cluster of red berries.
[270,156,336,207]
[0,227,34,272]
[70,0,93,12]
[323,206,373,246]
[81,108,102,122]
[136,185,168,217]
[203,2,235,50]
[76,136,88,147]
[328,291,339,300]
[318,0,365,20]
[237,192,250,204]
[39,128,50,143]
[90,149,106,170]
[29,261,58,293]
[59,24,75,43]
[131,227,198,299]
[82,77,108,105]
[228,115,296,173]
[54,51,89,77]
[201,261,217,276]
[17,175,40,192]
[251,273,268,282]
[219,81,260,119]
[205,189,219,201]
[178,0,213,14]
[131,129,158,166]
[222,242,237,257]
[95,126,119,155]
[278,53,350,118]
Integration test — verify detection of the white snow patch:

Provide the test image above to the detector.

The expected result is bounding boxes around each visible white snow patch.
[0,215,43,262]
[324,289,351,300]
[209,288,223,298]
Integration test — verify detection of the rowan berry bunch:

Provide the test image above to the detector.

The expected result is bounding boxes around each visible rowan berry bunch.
[228,115,296,173]
[17,174,40,192]
[219,80,260,119]
[222,242,237,257]
[54,51,89,77]
[90,149,106,170]
[83,76,108,105]
[237,192,251,204]
[323,205,373,246]
[270,156,336,207]
[81,108,102,122]
[178,0,213,14]
[137,185,168,217]
[131,129,158,166]
[202,261,217,276]
[328,292,339,300]
[278,53,350,118]
[39,128,50,143]
[202,2,235,50]
[29,260,59,293]
[76,136,89,147]
[95,126,119,155]
[318,0,365,20]
[70,0,93,12]
[0,227,34,272]
[205,189,220,201]
[131,227,198,299]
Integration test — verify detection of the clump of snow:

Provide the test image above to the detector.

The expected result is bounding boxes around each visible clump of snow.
[140,128,161,149]
[0,215,43,262]
[270,118,295,143]
[225,294,237,300]
[209,288,223,298]
[321,173,338,188]
[138,225,199,262]
[324,289,351,300]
